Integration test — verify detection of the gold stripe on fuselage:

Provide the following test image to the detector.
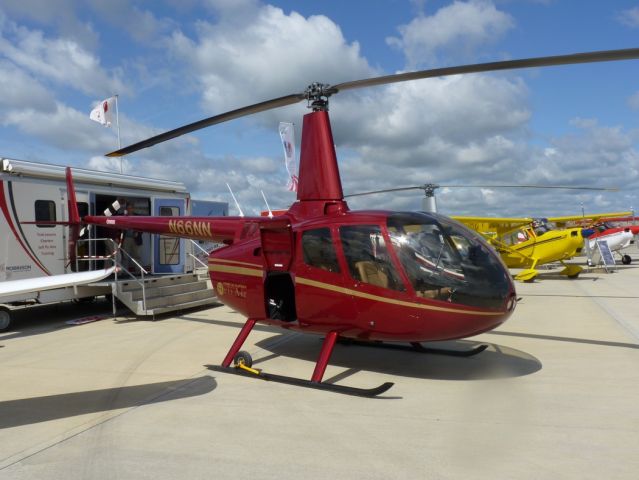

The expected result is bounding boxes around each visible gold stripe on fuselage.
[295,277,503,317]
[208,263,263,277]
[207,264,504,316]
[209,258,263,268]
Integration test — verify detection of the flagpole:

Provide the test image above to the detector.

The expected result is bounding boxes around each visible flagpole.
[114,94,122,173]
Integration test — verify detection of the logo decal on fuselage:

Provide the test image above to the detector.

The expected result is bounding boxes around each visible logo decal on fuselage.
[216,281,247,298]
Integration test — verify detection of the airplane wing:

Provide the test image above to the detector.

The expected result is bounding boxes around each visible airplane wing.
[549,211,632,228]
[0,267,115,299]
[452,216,532,237]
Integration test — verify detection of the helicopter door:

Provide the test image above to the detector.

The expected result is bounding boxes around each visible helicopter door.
[260,219,296,321]
[260,219,293,271]
[339,225,409,331]
[294,227,357,326]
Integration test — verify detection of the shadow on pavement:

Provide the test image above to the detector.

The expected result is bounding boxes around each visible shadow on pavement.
[487,330,639,350]
[0,375,216,429]
[254,334,542,381]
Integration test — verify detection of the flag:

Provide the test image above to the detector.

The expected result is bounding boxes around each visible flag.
[279,122,298,192]
[90,97,115,127]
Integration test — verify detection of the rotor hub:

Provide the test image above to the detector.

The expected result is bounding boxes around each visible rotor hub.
[304,83,338,111]
[422,183,440,197]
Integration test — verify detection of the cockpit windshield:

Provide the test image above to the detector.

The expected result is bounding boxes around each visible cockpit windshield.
[387,212,512,309]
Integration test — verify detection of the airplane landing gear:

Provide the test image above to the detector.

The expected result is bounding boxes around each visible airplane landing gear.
[622,254,632,265]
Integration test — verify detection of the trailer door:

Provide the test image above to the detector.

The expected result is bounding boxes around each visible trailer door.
[153,198,186,273]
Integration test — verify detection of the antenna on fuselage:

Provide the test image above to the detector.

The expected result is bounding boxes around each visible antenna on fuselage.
[226,183,244,217]
[261,190,274,218]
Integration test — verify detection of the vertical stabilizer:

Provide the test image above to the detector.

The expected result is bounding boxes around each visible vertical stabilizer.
[296,111,343,201]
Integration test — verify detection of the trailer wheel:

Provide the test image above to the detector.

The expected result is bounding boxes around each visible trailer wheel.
[0,308,12,332]
[73,296,96,304]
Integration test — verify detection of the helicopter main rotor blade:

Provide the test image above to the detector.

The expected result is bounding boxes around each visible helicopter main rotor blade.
[345,186,427,197]
[332,49,639,93]
[439,185,619,191]
[106,48,639,157]
[106,93,305,157]
[345,184,619,198]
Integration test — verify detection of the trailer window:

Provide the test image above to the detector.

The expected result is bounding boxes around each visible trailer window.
[159,205,180,265]
[78,202,89,218]
[160,206,179,216]
[35,200,56,228]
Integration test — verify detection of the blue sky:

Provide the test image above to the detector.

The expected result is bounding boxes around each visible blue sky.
[0,0,638,217]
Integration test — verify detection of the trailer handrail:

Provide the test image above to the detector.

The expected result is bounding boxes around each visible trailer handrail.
[188,239,210,257]
[187,252,207,270]
[76,238,148,314]
[186,239,211,270]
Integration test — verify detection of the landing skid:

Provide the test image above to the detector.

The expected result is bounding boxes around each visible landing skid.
[338,338,489,357]
[206,364,394,397]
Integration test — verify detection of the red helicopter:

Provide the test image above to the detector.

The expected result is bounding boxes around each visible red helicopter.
[69,48,639,396]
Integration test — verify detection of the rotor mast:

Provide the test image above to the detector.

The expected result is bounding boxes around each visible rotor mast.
[421,184,439,213]
[294,83,345,205]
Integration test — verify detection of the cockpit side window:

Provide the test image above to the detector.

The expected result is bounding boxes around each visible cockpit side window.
[387,220,463,300]
[301,228,340,273]
[387,212,512,308]
[339,225,404,291]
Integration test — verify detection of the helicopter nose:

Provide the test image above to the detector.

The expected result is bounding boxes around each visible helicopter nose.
[581,228,595,238]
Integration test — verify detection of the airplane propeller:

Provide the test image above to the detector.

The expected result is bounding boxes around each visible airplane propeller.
[106,48,639,158]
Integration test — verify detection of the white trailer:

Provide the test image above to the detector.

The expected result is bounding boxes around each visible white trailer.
[0,157,215,330]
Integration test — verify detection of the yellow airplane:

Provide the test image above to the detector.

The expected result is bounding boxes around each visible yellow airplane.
[453,212,630,281]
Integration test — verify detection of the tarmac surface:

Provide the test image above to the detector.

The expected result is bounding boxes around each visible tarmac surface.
[1,257,638,479]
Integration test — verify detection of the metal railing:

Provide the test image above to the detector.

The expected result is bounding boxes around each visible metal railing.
[76,238,149,315]
[187,239,211,270]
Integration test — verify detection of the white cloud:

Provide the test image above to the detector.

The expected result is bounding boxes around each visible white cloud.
[0,20,126,96]
[343,115,639,217]
[0,1,636,219]
[628,91,639,110]
[3,102,119,151]
[169,4,374,115]
[2,0,174,47]
[161,3,536,214]
[0,0,99,48]
[387,0,515,67]
[617,7,639,28]
[0,60,56,111]
[87,0,176,44]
